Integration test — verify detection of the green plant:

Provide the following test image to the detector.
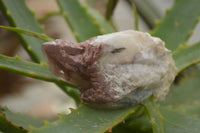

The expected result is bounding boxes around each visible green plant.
[0,0,200,133]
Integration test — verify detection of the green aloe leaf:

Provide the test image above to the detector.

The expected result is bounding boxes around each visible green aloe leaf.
[111,98,163,133]
[0,106,45,133]
[173,42,200,74]
[0,55,62,84]
[132,3,139,31]
[158,64,200,132]
[87,8,115,34]
[29,105,137,133]
[161,67,200,117]
[28,98,162,133]
[28,98,165,133]
[171,103,200,119]
[128,0,162,29]
[105,0,118,21]
[160,107,200,133]
[113,103,200,133]
[0,54,80,101]
[142,97,164,133]
[0,106,44,131]
[149,66,200,132]
[38,11,61,22]
[152,0,200,51]
[57,0,107,42]
[0,114,27,133]
[0,0,46,63]
[0,25,53,42]
[112,113,152,133]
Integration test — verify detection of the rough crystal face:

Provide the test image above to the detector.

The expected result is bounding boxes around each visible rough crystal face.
[42,30,177,109]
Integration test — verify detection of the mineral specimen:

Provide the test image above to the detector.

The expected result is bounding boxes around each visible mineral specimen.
[42,30,177,109]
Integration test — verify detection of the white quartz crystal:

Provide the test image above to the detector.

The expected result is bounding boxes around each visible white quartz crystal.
[91,30,177,102]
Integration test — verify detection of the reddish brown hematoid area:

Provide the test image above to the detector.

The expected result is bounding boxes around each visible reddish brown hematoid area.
[42,39,116,104]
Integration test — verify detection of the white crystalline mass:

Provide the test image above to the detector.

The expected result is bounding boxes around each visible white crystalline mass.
[91,30,177,101]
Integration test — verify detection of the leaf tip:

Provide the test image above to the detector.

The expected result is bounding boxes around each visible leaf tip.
[69,107,76,113]
[165,8,170,13]
[27,46,33,51]
[72,31,79,41]
[176,44,188,50]
[43,120,50,125]
[6,10,11,16]
[14,55,19,59]
[61,11,67,17]
[30,9,36,16]
[40,61,48,66]
[154,19,160,26]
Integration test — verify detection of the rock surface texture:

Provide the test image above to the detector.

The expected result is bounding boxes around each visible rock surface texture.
[42,30,177,109]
